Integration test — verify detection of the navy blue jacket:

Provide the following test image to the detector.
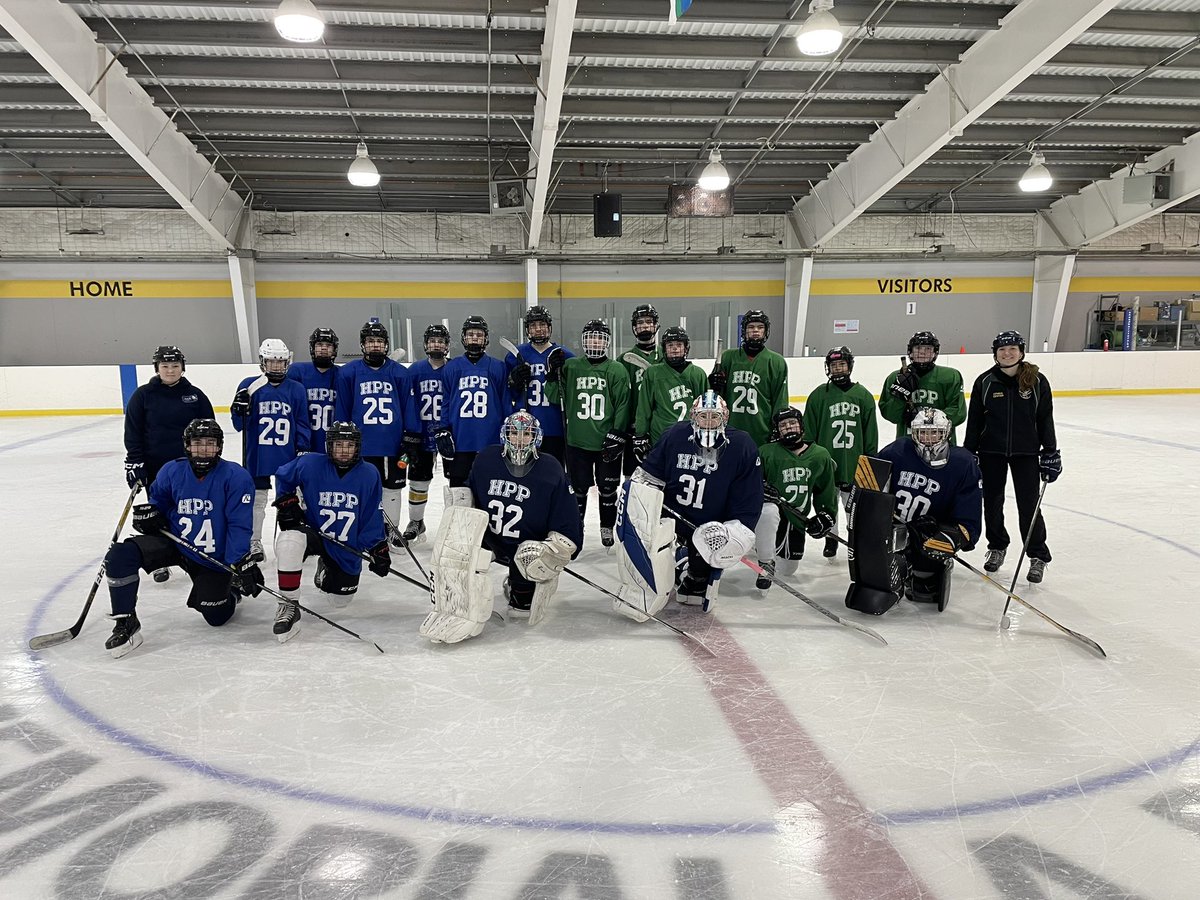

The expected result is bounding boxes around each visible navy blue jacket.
[124,376,215,478]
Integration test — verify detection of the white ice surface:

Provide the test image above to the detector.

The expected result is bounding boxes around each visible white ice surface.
[2,396,1200,899]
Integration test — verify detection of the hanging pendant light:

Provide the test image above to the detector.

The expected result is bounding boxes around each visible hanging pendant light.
[698,149,730,192]
[1018,150,1053,192]
[274,0,325,44]
[796,0,843,57]
[347,142,380,187]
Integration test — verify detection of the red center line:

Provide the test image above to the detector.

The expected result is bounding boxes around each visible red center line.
[678,612,935,900]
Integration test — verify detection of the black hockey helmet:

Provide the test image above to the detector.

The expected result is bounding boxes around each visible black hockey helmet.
[309,327,338,366]
[325,420,363,473]
[907,330,940,373]
[524,305,553,339]
[360,320,390,366]
[461,315,489,359]
[993,330,1026,355]
[183,418,223,476]
[152,345,185,371]
[824,346,854,385]
[741,310,771,352]
[423,323,451,359]
[770,407,805,449]
[582,318,612,359]
[662,325,690,369]
[631,304,660,341]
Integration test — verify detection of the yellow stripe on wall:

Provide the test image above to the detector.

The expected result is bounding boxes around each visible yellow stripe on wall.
[0,280,232,299]
[810,277,1034,296]
[1068,277,1200,293]
[257,280,525,300]
[540,279,785,299]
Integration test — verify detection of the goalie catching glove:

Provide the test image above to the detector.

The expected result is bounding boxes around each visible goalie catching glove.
[692,519,756,569]
[910,516,968,561]
[514,532,576,583]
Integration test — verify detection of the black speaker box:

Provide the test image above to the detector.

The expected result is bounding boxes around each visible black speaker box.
[593,192,622,237]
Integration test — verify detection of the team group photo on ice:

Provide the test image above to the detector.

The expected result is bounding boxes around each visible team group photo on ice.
[68,301,1084,661]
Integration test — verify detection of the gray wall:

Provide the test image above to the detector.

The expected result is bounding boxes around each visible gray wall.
[1059,258,1200,351]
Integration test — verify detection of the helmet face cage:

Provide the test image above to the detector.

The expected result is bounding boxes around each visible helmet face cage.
[824,346,854,383]
[741,310,771,350]
[631,304,659,342]
[910,407,952,468]
[325,421,363,470]
[309,328,339,364]
[907,331,940,368]
[772,408,805,448]
[691,391,729,449]
[360,322,390,364]
[258,338,293,380]
[582,320,611,359]
[662,326,690,365]
[992,330,1025,357]
[501,411,542,466]
[525,306,553,342]
[461,316,489,355]
[152,345,185,372]
[423,324,450,359]
[183,418,224,475]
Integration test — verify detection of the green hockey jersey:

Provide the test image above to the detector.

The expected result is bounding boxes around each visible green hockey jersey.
[546,357,630,451]
[620,344,662,428]
[759,441,838,527]
[878,363,966,442]
[713,347,790,446]
[635,361,710,444]
[802,381,879,487]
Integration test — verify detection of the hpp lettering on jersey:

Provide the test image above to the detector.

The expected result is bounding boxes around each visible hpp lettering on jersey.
[912,388,940,404]
[531,363,546,375]
[318,491,360,509]
[675,453,717,474]
[458,375,490,389]
[359,381,395,396]
[487,479,531,502]
[258,400,294,415]
[576,375,608,391]
[177,499,214,515]
[896,471,941,494]
[668,385,691,402]
[419,378,442,394]
[828,400,861,417]
[308,387,334,401]
[782,466,812,483]
[731,370,761,386]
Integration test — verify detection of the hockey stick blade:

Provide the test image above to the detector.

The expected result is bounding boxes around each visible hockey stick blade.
[29,483,142,651]
[954,556,1106,658]
[740,557,887,646]
[498,336,524,362]
[620,351,652,371]
[561,567,719,658]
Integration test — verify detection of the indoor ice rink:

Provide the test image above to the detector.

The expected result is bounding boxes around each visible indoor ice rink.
[4,1,1200,899]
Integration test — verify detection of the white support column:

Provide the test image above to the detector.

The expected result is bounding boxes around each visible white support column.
[228,253,259,364]
[524,258,539,310]
[525,0,577,252]
[1030,252,1076,352]
[783,255,814,357]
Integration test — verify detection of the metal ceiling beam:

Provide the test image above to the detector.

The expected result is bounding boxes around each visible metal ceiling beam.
[525,0,576,251]
[0,0,246,247]
[1039,130,1200,248]
[790,0,1124,248]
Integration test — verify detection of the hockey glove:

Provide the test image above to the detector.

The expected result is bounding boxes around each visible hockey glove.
[508,360,532,394]
[632,433,651,462]
[888,369,919,403]
[805,510,836,539]
[124,460,146,489]
[761,481,782,504]
[600,430,626,463]
[433,427,456,461]
[910,516,964,561]
[546,348,566,383]
[707,367,727,394]
[231,553,265,597]
[230,388,251,418]
[402,431,424,455]
[1039,449,1062,483]
[368,540,391,578]
[132,503,166,535]
[273,491,305,531]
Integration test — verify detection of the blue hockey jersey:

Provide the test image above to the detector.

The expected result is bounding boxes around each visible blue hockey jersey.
[466,445,582,564]
[438,355,514,453]
[274,454,385,575]
[287,361,339,452]
[407,358,449,451]
[640,421,763,532]
[877,438,983,546]
[504,342,575,438]
[334,359,410,457]
[231,377,311,477]
[150,457,255,569]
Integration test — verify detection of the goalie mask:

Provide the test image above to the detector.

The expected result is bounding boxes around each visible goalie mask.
[691,390,729,450]
[462,315,489,361]
[907,331,940,375]
[308,327,338,368]
[771,407,805,450]
[500,410,542,475]
[582,319,611,360]
[360,320,390,367]
[183,418,224,477]
[258,338,292,384]
[824,346,854,387]
[662,325,690,371]
[423,323,450,361]
[524,305,553,346]
[325,421,363,474]
[631,303,659,347]
[910,407,952,468]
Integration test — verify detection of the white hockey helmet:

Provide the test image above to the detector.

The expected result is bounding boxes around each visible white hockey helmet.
[691,390,729,449]
[910,406,951,468]
[258,338,293,383]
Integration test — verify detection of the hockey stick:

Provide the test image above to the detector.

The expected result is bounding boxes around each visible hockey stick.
[498,336,531,412]
[159,531,384,654]
[298,523,430,594]
[379,507,433,586]
[28,483,142,650]
[620,351,652,371]
[560,567,719,658]
[237,373,271,474]
[954,554,1106,659]
[999,479,1048,626]
[659,505,887,646]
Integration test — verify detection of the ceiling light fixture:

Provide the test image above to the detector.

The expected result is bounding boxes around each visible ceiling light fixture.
[347,142,380,187]
[1018,150,1053,192]
[796,0,843,57]
[273,0,325,43]
[698,149,730,191]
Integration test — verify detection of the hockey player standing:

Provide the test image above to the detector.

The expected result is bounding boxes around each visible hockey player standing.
[504,305,574,463]
[123,344,216,583]
[635,391,762,609]
[707,310,790,447]
[334,320,411,543]
[878,407,982,610]
[756,408,838,589]
[286,327,340,455]
[420,411,581,642]
[545,319,631,548]
[397,324,451,545]
[803,346,879,558]
[434,315,514,488]
[231,338,311,560]
[102,419,263,658]
[269,421,390,642]
[620,304,663,475]
[879,331,966,442]
[633,325,708,460]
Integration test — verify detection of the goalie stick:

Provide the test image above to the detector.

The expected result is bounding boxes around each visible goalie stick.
[660,505,887,646]
[28,483,142,650]
[159,531,385,654]
[560,567,718,658]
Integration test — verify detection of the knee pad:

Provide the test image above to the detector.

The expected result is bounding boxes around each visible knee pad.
[106,540,143,579]
[275,530,307,574]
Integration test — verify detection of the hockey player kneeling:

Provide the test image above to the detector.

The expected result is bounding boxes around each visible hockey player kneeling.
[632,392,762,612]
[863,408,981,613]
[421,411,581,643]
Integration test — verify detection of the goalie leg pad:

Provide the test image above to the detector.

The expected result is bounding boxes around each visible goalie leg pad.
[420,506,494,643]
[614,478,677,623]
